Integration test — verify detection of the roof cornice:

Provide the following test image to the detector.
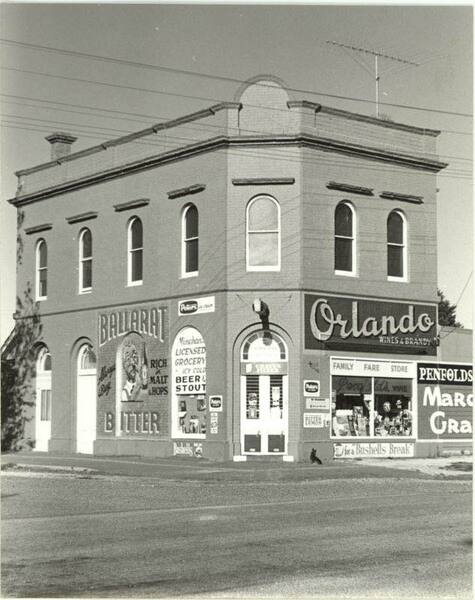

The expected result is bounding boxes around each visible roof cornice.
[9,134,448,206]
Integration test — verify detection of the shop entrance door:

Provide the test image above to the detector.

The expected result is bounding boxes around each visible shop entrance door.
[76,344,97,454]
[241,373,288,454]
[240,330,288,456]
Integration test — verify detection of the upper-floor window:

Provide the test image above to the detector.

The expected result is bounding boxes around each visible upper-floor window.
[79,228,92,293]
[387,210,407,280]
[246,195,280,271]
[36,239,48,300]
[127,217,143,286]
[182,204,199,277]
[334,202,356,275]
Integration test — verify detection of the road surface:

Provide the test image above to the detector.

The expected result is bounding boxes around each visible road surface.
[1,472,472,598]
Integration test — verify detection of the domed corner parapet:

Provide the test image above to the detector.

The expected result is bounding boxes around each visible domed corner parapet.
[233,75,297,135]
[233,74,293,103]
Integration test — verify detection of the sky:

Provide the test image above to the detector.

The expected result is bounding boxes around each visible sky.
[0,3,473,344]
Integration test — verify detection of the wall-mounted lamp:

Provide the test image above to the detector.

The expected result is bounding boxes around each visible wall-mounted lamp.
[252,298,270,336]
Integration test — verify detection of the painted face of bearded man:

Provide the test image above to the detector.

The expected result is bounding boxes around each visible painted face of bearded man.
[123,342,139,383]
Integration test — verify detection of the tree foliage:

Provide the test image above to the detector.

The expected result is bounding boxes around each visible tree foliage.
[1,283,42,452]
[437,289,462,328]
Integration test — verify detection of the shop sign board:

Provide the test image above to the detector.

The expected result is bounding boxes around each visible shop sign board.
[241,362,287,375]
[173,441,203,457]
[333,442,415,459]
[178,295,215,316]
[209,395,223,412]
[173,328,206,394]
[417,362,473,440]
[303,380,320,396]
[331,357,416,379]
[305,397,330,410]
[305,294,437,355]
[303,413,329,428]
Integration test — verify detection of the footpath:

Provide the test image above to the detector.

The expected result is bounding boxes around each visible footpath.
[1,451,472,482]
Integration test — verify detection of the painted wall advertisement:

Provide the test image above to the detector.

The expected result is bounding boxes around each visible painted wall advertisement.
[178,295,215,316]
[305,294,437,355]
[417,362,473,440]
[334,442,415,459]
[172,327,207,438]
[97,304,169,437]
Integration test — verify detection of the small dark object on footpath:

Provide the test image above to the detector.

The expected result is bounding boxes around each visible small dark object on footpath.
[310,448,322,464]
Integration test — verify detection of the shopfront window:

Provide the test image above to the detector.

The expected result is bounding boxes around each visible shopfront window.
[331,366,414,438]
[332,376,371,437]
[374,378,412,436]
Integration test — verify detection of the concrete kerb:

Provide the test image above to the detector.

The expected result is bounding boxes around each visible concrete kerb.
[1,452,472,481]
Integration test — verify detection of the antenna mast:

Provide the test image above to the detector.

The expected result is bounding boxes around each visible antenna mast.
[326,41,419,118]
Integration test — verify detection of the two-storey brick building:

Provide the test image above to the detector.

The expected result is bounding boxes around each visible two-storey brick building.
[6,76,472,461]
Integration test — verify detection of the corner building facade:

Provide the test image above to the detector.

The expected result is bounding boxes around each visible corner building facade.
[9,76,472,461]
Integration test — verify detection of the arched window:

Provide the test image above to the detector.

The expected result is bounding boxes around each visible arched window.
[246,195,280,271]
[78,344,96,372]
[36,239,48,300]
[79,228,92,293]
[182,204,199,276]
[127,217,143,285]
[387,211,407,280]
[37,347,52,373]
[334,202,356,275]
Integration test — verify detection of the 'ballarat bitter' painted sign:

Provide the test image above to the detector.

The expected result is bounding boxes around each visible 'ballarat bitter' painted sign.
[305,295,437,355]
[97,303,169,437]
[417,362,473,440]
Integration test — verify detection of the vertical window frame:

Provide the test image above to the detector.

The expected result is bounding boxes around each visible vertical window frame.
[127,217,143,287]
[181,204,199,278]
[387,210,408,282]
[246,195,281,272]
[35,238,48,301]
[78,228,93,294]
[334,201,357,277]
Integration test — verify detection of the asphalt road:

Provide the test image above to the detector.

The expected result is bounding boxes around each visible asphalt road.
[1,473,472,598]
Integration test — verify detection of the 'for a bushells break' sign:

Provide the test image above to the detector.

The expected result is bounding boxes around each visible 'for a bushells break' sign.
[417,362,473,440]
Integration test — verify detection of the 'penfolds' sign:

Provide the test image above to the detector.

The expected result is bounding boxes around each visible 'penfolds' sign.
[304,294,437,355]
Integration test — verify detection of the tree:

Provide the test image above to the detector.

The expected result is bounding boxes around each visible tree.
[1,283,42,452]
[437,289,462,328]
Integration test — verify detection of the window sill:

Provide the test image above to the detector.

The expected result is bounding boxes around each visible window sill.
[335,270,357,277]
[246,266,281,272]
[79,289,92,295]
[387,276,408,283]
[127,280,143,287]
[181,271,198,279]
[36,296,47,302]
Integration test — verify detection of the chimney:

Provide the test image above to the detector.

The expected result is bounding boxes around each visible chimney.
[45,132,77,161]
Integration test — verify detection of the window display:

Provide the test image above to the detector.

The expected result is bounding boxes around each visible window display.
[331,374,413,438]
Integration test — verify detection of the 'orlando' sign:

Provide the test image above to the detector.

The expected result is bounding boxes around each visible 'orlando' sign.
[304,294,437,355]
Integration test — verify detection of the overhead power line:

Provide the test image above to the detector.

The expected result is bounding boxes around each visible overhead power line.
[1,97,473,165]
[1,92,471,138]
[0,37,472,118]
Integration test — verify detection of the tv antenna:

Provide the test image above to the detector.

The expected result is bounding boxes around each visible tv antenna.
[326,41,419,118]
